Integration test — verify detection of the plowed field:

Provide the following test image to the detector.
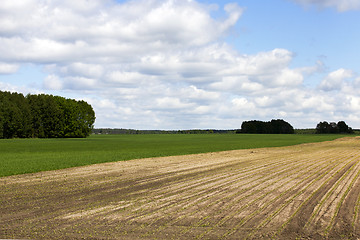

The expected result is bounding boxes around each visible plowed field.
[1,137,360,239]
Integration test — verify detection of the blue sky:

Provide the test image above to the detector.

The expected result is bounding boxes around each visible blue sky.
[1,0,360,129]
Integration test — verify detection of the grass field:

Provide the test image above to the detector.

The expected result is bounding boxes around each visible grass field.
[0,134,347,177]
[1,137,360,239]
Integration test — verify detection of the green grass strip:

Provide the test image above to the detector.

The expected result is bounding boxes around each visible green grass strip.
[0,134,347,177]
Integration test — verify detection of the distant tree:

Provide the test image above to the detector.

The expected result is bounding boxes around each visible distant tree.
[0,90,95,139]
[239,119,294,134]
[337,121,353,133]
[270,119,294,134]
[240,120,267,134]
[329,122,339,133]
[0,91,32,138]
[316,121,330,134]
[241,120,255,134]
[27,94,63,138]
[64,99,95,138]
[316,121,353,134]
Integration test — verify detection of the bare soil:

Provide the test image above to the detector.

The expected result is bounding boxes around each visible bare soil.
[1,137,360,239]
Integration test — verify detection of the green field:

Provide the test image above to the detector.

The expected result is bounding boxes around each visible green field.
[0,134,348,177]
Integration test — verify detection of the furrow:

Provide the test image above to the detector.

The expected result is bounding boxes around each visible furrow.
[353,189,360,232]
[275,153,357,239]
[143,151,313,237]
[198,149,346,239]
[103,152,294,236]
[223,151,349,240]
[196,156,329,239]
[305,157,359,232]
[135,154,299,236]
[326,156,360,239]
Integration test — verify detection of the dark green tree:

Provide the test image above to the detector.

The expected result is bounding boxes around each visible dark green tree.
[270,119,294,134]
[336,121,354,133]
[239,119,294,134]
[316,121,330,134]
[0,91,32,138]
[316,121,353,134]
[0,90,95,139]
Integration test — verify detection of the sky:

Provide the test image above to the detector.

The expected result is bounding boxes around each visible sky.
[1,0,360,130]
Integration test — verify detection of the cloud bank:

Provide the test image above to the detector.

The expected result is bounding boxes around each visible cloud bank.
[1,0,360,129]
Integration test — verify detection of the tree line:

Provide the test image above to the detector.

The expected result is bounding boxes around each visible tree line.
[237,119,355,134]
[0,91,95,139]
[92,128,236,134]
[316,121,353,134]
[237,119,294,134]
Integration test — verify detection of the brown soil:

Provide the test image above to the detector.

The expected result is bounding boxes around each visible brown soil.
[1,137,360,239]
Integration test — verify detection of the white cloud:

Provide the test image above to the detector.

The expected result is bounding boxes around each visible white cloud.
[222,3,244,31]
[347,96,360,112]
[155,97,194,110]
[318,68,353,91]
[231,98,257,117]
[1,0,360,129]
[64,76,98,90]
[43,74,97,90]
[255,96,279,108]
[0,37,88,63]
[274,68,304,87]
[354,77,360,88]
[0,82,23,92]
[0,63,19,74]
[0,81,42,95]
[43,74,63,90]
[105,71,147,86]
[64,63,104,79]
[207,48,298,93]
[0,0,243,64]
[290,0,360,11]
[180,85,220,101]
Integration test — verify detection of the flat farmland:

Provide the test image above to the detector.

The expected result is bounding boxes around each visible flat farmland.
[1,137,360,239]
[0,134,345,177]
